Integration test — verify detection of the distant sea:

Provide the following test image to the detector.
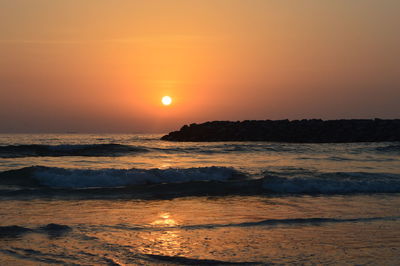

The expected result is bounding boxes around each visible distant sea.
[0,134,400,265]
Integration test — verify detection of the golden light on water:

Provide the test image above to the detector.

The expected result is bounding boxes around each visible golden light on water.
[162,96,172,106]
[151,212,177,227]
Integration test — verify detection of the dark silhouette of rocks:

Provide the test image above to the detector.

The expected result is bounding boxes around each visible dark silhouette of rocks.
[161,119,400,143]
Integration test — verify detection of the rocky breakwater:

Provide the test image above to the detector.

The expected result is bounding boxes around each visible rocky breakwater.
[161,119,400,142]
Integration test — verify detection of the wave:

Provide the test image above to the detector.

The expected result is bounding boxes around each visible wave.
[146,254,257,265]
[153,143,312,154]
[189,216,400,229]
[376,144,400,153]
[0,166,400,197]
[0,226,32,238]
[0,224,71,238]
[0,166,246,189]
[101,216,400,233]
[0,143,305,158]
[0,144,148,158]
[262,171,400,194]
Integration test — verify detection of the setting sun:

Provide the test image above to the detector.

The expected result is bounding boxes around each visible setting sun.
[1,1,399,265]
[162,96,172,106]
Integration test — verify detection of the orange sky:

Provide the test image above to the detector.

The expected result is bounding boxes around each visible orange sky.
[0,0,399,133]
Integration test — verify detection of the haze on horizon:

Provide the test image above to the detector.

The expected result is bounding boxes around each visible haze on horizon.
[0,0,399,133]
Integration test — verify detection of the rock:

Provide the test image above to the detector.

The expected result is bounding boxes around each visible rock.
[161,119,400,143]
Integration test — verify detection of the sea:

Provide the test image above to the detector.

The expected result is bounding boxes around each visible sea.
[0,134,399,265]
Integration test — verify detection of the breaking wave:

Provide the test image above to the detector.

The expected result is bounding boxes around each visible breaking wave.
[0,166,245,189]
[0,144,148,158]
[0,166,399,197]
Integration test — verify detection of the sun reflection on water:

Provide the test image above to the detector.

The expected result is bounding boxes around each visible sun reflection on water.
[138,212,185,256]
[150,212,178,227]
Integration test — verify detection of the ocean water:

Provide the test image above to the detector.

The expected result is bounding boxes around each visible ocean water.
[0,134,399,265]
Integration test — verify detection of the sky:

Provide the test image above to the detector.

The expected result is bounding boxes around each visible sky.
[0,0,399,133]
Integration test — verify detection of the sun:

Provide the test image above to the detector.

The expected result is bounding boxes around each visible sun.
[161,96,172,106]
